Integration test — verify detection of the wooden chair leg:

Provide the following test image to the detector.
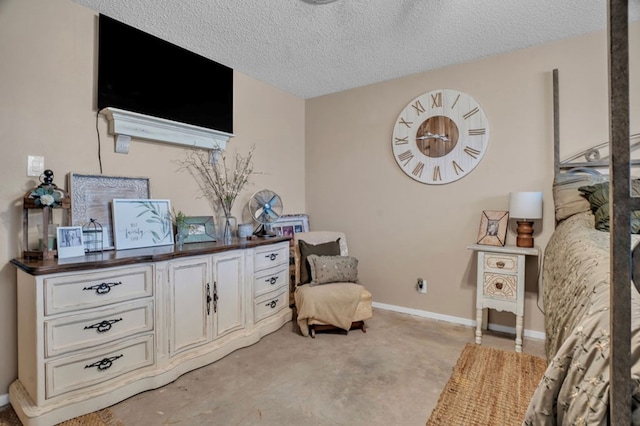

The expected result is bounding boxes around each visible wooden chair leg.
[351,321,365,333]
[308,322,366,338]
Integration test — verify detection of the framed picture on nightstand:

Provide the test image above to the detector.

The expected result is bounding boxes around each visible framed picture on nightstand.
[476,210,509,246]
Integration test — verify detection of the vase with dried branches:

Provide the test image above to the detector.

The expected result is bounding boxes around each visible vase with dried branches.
[178,146,255,243]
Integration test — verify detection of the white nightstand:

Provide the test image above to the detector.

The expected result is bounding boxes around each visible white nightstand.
[467,244,539,352]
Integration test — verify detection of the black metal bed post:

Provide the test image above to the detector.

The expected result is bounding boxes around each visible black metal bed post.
[608,0,634,423]
[553,69,560,177]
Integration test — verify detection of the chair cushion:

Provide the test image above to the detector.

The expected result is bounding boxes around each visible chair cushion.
[298,238,341,284]
[294,282,365,335]
[307,254,359,285]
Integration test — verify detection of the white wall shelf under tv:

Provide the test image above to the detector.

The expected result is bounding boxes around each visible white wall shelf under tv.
[100,107,234,153]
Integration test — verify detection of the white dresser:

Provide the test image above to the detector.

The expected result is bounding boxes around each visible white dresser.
[10,238,292,426]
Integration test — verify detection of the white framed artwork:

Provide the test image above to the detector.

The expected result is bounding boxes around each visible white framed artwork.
[272,214,310,237]
[68,173,150,250]
[112,199,174,250]
[56,226,85,258]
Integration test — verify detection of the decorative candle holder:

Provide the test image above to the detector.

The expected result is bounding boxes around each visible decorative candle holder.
[23,170,70,260]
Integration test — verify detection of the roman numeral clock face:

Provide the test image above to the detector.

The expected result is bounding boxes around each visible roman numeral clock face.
[392,89,489,184]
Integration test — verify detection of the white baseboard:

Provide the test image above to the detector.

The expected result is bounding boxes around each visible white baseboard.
[372,301,546,341]
[0,392,9,407]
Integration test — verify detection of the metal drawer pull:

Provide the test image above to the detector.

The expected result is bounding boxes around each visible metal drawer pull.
[495,281,504,290]
[265,299,278,309]
[266,276,278,285]
[84,318,123,333]
[265,253,278,261]
[496,261,505,269]
[83,281,122,295]
[84,354,123,371]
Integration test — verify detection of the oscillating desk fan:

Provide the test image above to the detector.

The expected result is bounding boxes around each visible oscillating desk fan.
[248,189,283,237]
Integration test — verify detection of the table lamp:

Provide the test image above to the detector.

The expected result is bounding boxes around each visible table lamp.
[509,191,543,248]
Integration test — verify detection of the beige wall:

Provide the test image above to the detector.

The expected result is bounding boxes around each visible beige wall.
[1,0,639,402]
[0,0,304,395]
[305,26,640,332]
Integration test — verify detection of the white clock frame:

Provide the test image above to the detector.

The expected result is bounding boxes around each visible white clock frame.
[391,89,489,185]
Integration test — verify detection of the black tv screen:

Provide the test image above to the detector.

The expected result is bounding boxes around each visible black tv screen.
[98,14,233,134]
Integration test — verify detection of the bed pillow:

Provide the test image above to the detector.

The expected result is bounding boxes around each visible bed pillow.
[306,254,359,286]
[578,181,640,232]
[552,174,599,221]
[298,238,341,285]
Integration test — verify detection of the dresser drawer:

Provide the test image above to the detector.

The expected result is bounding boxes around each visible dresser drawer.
[45,334,154,399]
[482,273,517,300]
[254,288,287,322]
[254,265,288,297]
[45,300,154,357]
[254,243,288,271]
[483,254,518,273]
[44,265,153,315]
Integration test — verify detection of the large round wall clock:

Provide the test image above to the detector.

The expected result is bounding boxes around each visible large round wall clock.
[391,89,489,185]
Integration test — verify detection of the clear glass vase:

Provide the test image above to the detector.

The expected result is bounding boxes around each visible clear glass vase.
[175,224,188,249]
[219,214,237,244]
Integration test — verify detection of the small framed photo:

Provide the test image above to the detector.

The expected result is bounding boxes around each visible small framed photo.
[182,216,216,243]
[112,199,174,250]
[477,210,509,246]
[56,226,85,258]
[271,214,310,237]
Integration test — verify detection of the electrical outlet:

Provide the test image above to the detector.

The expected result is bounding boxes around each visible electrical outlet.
[417,278,427,294]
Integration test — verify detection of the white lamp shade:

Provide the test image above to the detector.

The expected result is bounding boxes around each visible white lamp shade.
[509,192,543,220]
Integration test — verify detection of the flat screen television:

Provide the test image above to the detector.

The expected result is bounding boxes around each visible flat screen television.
[97,14,233,134]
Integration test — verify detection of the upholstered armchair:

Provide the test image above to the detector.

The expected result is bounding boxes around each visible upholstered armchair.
[293,231,373,338]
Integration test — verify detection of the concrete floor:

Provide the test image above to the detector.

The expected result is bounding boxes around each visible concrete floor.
[0,309,545,425]
[104,309,545,425]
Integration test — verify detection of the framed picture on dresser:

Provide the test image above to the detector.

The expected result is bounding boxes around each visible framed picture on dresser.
[182,216,216,243]
[271,214,310,237]
[112,199,174,250]
[56,226,85,258]
[68,173,151,250]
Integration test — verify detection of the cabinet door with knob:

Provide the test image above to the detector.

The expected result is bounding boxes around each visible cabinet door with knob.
[167,256,212,357]
[167,250,246,357]
[212,250,245,338]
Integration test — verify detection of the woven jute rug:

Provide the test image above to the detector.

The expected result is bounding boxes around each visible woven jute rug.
[0,405,123,426]
[427,343,547,426]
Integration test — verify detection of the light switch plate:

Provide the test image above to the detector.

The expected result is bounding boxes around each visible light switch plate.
[27,155,45,177]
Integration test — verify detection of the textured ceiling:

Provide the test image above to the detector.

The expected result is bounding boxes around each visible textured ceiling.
[72,0,640,99]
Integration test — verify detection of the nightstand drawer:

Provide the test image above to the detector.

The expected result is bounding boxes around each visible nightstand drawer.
[483,254,518,273]
[482,273,517,300]
[254,265,288,297]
